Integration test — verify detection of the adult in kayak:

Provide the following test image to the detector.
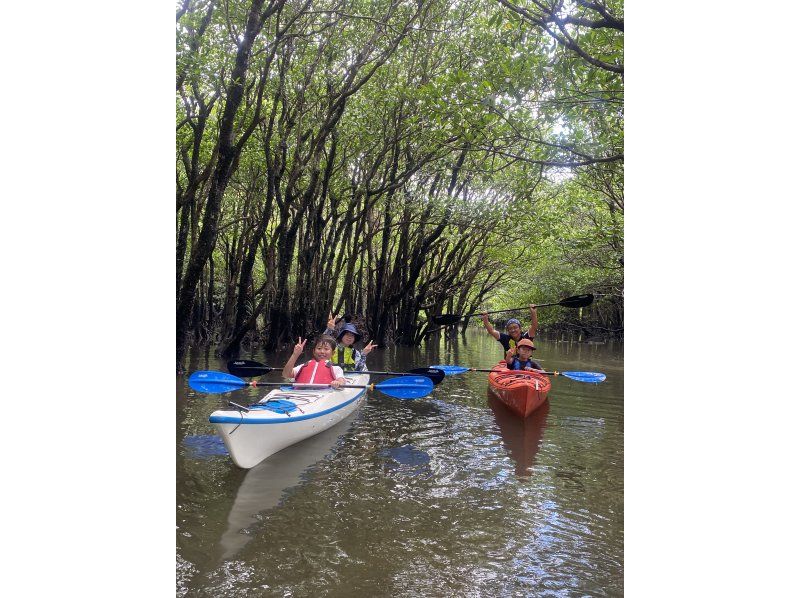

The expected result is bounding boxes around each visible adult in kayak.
[325,313,377,371]
[481,304,538,361]
[505,338,544,371]
[281,335,348,388]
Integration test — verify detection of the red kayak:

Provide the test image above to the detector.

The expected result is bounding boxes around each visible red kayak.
[487,361,551,418]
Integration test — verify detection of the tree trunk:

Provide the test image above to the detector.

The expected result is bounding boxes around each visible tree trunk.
[176,0,271,370]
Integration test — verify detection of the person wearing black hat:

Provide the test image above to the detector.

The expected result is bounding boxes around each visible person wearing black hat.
[325,312,377,371]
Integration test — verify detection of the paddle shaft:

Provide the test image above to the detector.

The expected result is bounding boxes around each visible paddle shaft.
[430,364,605,383]
[432,294,594,326]
[491,369,561,376]
[465,367,550,373]
[233,366,382,376]
[462,300,573,320]
[230,367,421,377]
[228,360,406,376]
[496,369,606,383]
[344,369,437,377]
[441,366,564,375]
[244,381,375,390]
[190,370,434,399]
[228,360,443,383]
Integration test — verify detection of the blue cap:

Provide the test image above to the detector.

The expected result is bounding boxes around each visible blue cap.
[506,318,521,328]
[337,322,362,342]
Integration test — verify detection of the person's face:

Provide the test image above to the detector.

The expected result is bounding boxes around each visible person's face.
[340,332,355,346]
[313,342,333,361]
[517,346,533,359]
[506,323,522,338]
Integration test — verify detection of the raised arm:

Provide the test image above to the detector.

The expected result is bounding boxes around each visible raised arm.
[355,341,377,371]
[505,347,516,363]
[282,337,307,378]
[481,312,501,340]
[528,304,538,338]
[324,311,337,336]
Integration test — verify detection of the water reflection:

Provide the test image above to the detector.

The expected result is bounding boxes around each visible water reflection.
[182,434,228,460]
[177,330,624,596]
[218,415,357,561]
[378,444,432,478]
[487,394,550,477]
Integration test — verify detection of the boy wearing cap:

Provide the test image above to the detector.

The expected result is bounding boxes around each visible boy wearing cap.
[325,312,377,371]
[481,304,538,361]
[505,338,544,371]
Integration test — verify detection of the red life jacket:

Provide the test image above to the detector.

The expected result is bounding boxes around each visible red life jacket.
[294,359,336,384]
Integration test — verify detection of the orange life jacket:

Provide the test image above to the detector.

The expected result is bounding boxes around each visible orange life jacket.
[294,359,336,384]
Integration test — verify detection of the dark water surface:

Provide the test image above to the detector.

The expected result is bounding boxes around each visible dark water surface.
[177,329,623,596]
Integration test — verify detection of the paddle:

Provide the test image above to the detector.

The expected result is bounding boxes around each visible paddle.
[227,359,277,377]
[432,293,594,326]
[429,364,606,383]
[227,359,445,385]
[189,370,434,400]
[348,367,445,385]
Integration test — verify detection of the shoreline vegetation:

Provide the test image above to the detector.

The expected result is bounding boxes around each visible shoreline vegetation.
[183,316,623,361]
[176,0,624,371]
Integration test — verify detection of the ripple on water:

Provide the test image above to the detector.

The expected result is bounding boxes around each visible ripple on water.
[177,331,623,596]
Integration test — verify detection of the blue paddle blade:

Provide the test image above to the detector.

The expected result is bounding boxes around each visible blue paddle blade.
[188,370,248,394]
[374,376,434,400]
[429,364,469,375]
[560,371,606,383]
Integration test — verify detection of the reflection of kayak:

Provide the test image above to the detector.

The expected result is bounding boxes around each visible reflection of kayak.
[487,362,551,418]
[209,373,369,469]
[219,415,357,560]
[488,394,549,476]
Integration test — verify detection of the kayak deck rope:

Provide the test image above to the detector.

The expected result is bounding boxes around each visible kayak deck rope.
[495,372,544,381]
[226,404,246,434]
[494,372,548,391]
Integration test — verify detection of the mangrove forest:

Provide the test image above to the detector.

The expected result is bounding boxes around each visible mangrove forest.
[176,0,624,370]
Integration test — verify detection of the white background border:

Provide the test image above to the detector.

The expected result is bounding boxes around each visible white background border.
[2,1,799,594]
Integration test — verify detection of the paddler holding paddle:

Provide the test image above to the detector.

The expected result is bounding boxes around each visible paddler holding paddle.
[481,304,538,361]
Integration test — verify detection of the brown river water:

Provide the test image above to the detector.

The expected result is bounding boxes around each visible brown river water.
[177,328,624,596]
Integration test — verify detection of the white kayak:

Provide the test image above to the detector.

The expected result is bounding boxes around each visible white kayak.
[209,373,369,469]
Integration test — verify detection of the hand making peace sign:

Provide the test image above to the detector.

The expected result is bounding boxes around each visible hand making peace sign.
[292,337,307,356]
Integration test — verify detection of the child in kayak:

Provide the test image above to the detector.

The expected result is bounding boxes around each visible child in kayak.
[325,312,377,372]
[281,335,348,388]
[505,338,544,371]
[481,304,538,361]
